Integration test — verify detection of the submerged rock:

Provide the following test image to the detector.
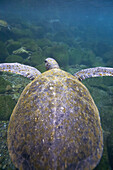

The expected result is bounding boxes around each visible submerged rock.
[0,41,9,62]
[0,20,10,30]
[0,95,16,120]
[0,121,16,169]
[6,39,21,54]
[107,132,113,169]
[44,43,69,67]
[5,55,23,63]
[13,47,30,58]
[0,77,12,94]
[69,47,103,67]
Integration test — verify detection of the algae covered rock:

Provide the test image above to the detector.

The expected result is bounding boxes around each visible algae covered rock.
[12,27,33,39]
[103,49,113,67]
[24,51,44,67]
[35,63,46,73]
[0,121,16,169]
[5,55,23,63]
[44,43,69,67]
[69,48,84,65]
[0,20,9,29]
[12,47,30,58]
[31,26,45,38]
[0,77,12,94]
[55,53,69,68]
[0,41,9,62]
[37,38,52,48]
[69,48,99,67]
[6,39,21,54]
[21,39,42,52]
[0,95,16,120]
[53,30,74,44]
[92,42,111,57]
[107,132,113,169]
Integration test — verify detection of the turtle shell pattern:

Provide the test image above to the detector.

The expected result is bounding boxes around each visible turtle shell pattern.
[7,69,103,170]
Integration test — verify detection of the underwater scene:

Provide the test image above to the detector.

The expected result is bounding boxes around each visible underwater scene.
[0,0,113,169]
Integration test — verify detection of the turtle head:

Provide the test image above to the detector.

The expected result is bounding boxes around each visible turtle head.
[45,58,60,70]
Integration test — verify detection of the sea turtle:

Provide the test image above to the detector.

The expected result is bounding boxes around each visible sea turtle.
[0,58,113,170]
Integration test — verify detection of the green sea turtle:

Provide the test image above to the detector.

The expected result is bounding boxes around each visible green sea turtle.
[0,58,113,170]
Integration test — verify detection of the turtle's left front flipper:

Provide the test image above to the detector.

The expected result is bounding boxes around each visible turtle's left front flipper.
[0,63,41,80]
[74,67,113,81]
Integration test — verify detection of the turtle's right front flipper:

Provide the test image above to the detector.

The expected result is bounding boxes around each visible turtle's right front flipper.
[0,63,41,80]
[74,67,113,81]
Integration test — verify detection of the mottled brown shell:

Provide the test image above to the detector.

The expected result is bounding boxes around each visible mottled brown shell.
[7,69,103,170]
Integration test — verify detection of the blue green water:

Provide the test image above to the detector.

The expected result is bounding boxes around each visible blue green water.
[0,0,113,169]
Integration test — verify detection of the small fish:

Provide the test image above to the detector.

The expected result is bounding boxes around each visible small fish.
[49,19,60,23]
